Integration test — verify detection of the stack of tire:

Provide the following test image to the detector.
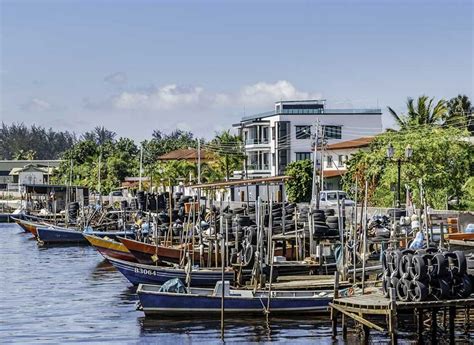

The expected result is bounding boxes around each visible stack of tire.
[68,202,80,223]
[312,209,329,237]
[324,209,341,237]
[382,248,472,302]
[270,202,295,234]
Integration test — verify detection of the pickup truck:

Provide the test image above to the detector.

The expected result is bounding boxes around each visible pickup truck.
[319,190,355,208]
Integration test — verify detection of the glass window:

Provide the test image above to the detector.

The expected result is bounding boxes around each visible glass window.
[296,152,311,161]
[327,155,333,166]
[324,126,342,139]
[295,125,311,139]
[338,155,345,166]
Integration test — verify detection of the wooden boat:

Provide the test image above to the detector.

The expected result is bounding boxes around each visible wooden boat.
[118,237,206,265]
[37,226,87,244]
[11,216,49,237]
[36,226,137,244]
[136,281,332,316]
[105,255,234,287]
[84,234,137,262]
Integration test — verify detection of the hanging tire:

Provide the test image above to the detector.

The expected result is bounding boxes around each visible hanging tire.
[399,253,413,278]
[408,280,429,302]
[382,251,389,271]
[432,253,448,278]
[396,278,410,301]
[390,250,402,275]
[454,251,467,276]
[432,277,451,299]
[455,274,473,298]
[410,254,428,281]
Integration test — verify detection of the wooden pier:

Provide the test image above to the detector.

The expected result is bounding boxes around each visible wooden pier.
[329,272,474,344]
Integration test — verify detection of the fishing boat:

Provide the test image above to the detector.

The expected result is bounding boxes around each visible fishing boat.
[36,226,87,244]
[11,216,52,237]
[84,234,137,262]
[105,255,234,287]
[118,236,206,265]
[136,281,332,316]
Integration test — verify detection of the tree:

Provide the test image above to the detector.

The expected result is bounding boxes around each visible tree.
[142,129,199,165]
[342,126,473,209]
[387,96,447,130]
[0,122,76,159]
[446,94,473,134]
[81,126,117,145]
[285,160,313,203]
[207,130,244,181]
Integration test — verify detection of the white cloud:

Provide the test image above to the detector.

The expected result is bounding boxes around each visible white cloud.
[112,84,205,110]
[104,72,127,85]
[20,98,53,112]
[239,80,321,107]
[108,80,320,111]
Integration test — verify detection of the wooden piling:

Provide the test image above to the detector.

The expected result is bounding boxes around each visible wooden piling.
[430,308,437,345]
[389,288,398,344]
[417,308,423,344]
[331,270,340,338]
[449,306,455,345]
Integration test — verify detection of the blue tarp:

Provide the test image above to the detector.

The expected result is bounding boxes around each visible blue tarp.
[159,278,187,294]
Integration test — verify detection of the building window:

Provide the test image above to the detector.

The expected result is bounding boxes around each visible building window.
[295,125,311,139]
[327,155,333,167]
[271,127,275,140]
[296,152,312,161]
[324,126,342,139]
[338,155,345,166]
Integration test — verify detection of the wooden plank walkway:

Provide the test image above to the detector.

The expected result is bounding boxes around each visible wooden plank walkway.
[329,271,474,344]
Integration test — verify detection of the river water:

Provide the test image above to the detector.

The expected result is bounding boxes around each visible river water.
[0,223,469,344]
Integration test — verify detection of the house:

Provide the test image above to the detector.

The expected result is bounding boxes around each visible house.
[9,164,55,186]
[0,160,61,190]
[322,136,375,190]
[234,100,382,178]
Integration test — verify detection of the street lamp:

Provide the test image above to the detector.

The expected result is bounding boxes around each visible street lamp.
[386,143,413,208]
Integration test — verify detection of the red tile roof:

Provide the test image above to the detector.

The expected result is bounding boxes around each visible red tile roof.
[326,136,375,150]
[158,148,210,161]
[322,169,346,177]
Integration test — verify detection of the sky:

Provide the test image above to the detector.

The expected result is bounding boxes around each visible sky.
[1,0,472,140]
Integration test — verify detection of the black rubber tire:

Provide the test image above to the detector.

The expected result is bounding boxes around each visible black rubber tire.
[326,216,338,223]
[390,250,402,275]
[399,253,413,278]
[432,278,450,299]
[396,278,410,302]
[432,253,448,278]
[454,251,467,276]
[408,280,429,302]
[456,274,473,298]
[382,251,389,271]
[410,254,428,281]
[390,273,399,289]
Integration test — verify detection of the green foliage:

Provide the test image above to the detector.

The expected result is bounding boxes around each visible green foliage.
[0,122,76,159]
[446,94,473,134]
[285,160,313,203]
[342,126,473,209]
[207,130,244,181]
[52,137,139,194]
[387,96,447,130]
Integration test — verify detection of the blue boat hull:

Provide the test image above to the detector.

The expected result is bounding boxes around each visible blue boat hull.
[106,256,234,287]
[138,290,331,315]
[36,227,86,244]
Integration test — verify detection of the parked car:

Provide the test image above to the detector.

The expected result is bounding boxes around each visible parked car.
[319,190,355,208]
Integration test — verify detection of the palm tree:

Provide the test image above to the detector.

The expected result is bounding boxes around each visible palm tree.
[209,130,244,181]
[388,96,447,130]
[446,94,473,133]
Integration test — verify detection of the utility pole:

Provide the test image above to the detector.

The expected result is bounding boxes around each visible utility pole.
[197,138,201,184]
[139,145,143,190]
[311,120,320,209]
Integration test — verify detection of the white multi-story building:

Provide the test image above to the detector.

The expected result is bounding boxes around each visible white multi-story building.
[235,100,382,178]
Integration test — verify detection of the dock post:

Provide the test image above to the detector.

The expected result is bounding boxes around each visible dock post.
[464,307,470,335]
[342,314,347,340]
[331,271,340,339]
[362,324,370,345]
[449,306,455,345]
[389,288,398,345]
[430,309,437,345]
[417,308,423,344]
